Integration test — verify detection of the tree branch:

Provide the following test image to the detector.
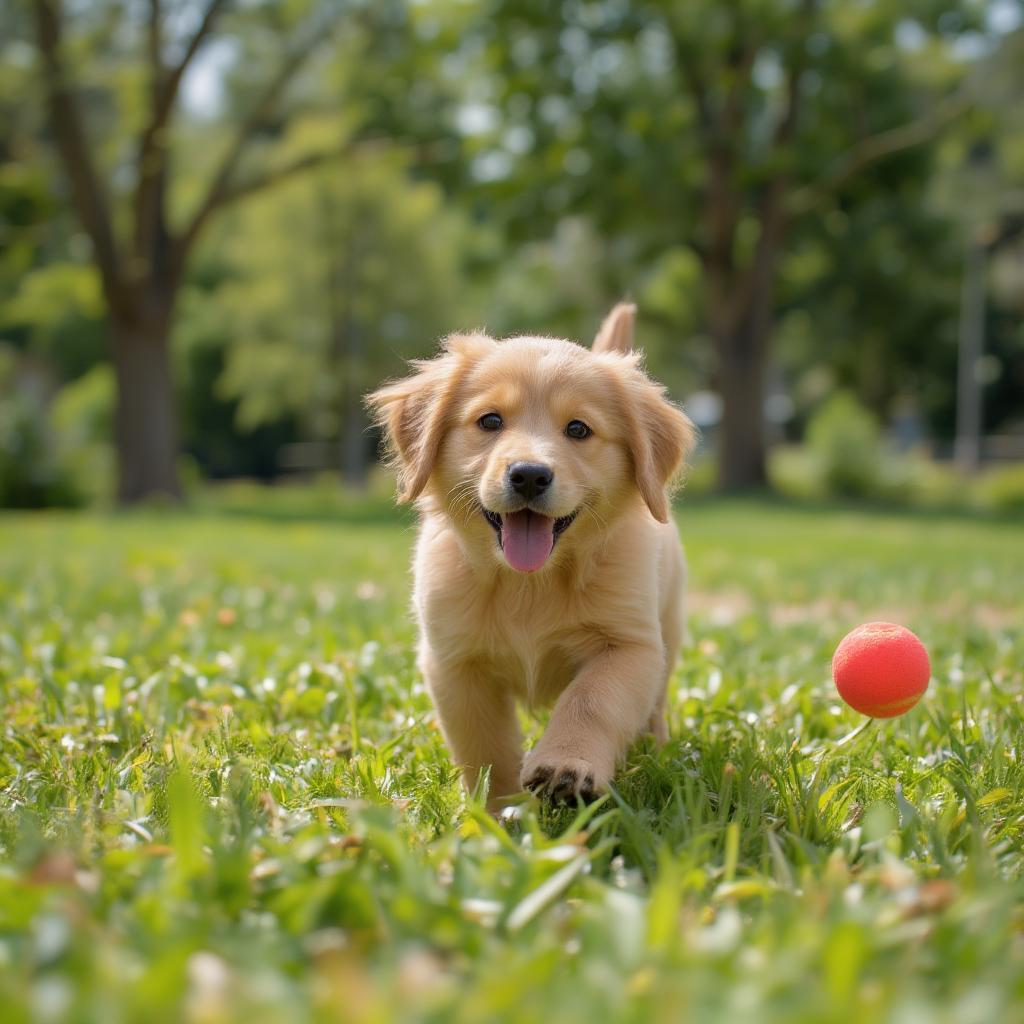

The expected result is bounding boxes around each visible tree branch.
[197,144,353,213]
[176,136,412,264]
[147,0,163,88]
[134,0,230,264]
[788,85,972,216]
[769,7,813,152]
[671,35,714,138]
[174,13,342,261]
[133,0,165,266]
[690,11,761,343]
[145,0,230,146]
[728,0,818,333]
[32,0,124,303]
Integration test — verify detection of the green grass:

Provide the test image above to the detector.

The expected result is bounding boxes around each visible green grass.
[1,495,1023,1023]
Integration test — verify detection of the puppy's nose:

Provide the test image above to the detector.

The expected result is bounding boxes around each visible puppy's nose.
[508,461,553,501]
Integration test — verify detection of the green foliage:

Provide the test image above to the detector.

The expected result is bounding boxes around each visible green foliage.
[805,392,883,498]
[0,351,116,508]
[1,497,1023,1020]
[1,262,106,380]
[0,346,78,508]
[0,390,57,508]
[4,0,1024,498]
[770,442,1024,513]
[50,363,114,444]
[204,153,465,462]
[451,0,1005,443]
[50,364,115,505]
[973,463,1024,513]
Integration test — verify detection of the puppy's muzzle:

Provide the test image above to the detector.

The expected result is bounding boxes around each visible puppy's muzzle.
[507,462,553,502]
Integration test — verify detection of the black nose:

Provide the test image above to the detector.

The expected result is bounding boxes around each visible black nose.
[508,461,553,501]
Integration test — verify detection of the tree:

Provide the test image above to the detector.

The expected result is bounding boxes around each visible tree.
[208,150,464,485]
[27,0,369,502]
[464,0,979,489]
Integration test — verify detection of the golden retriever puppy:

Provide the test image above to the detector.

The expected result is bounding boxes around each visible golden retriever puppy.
[366,304,695,808]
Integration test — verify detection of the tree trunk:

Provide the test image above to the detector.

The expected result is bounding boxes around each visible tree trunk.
[711,174,788,493]
[111,309,182,504]
[715,316,769,491]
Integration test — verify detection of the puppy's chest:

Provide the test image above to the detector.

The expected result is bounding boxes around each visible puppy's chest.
[429,579,600,703]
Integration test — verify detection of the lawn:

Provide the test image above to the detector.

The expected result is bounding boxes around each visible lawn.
[1,494,1023,1023]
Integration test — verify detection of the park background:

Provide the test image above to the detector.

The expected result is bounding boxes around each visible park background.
[2,2,1024,1023]
[1,0,1022,508]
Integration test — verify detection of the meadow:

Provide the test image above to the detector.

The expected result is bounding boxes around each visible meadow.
[1,492,1023,1023]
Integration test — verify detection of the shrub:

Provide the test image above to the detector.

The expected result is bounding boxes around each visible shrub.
[50,363,115,505]
[0,346,80,508]
[0,392,69,507]
[767,445,819,500]
[972,463,1024,514]
[805,391,882,499]
[679,455,716,496]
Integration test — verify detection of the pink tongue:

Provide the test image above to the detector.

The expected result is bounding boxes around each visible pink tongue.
[501,510,555,572]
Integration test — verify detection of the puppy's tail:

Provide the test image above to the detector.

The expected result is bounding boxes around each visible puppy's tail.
[592,302,637,354]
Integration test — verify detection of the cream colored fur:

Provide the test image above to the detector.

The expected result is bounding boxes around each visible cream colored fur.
[366,304,695,808]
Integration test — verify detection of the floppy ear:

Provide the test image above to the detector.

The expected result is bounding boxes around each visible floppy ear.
[618,369,697,523]
[592,302,636,354]
[365,334,488,503]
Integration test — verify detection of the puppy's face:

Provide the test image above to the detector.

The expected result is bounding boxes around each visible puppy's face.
[438,340,638,571]
[367,317,695,574]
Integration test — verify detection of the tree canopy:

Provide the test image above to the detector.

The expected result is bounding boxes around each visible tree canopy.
[1,0,1022,503]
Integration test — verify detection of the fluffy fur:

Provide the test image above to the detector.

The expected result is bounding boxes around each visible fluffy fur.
[366,304,696,808]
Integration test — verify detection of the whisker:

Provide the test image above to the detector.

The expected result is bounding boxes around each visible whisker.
[446,480,480,526]
[580,498,607,531]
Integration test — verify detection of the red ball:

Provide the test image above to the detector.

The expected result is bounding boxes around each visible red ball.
[831,622,930,718]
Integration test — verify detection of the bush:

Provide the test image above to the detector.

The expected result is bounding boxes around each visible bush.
[0,346,80,508]
[770,393,966,509]
[679,455,716,496]
[877,452,962,508]
[972,464,1024,514]
[0,392,77,507]
[50,363,115,505]
[767,445,819,500]
[805,391,882,499]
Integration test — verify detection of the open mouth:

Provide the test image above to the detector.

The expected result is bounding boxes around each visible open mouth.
[481,506,578,573]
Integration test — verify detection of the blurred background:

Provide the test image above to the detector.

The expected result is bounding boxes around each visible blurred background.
[1,0,1022,513]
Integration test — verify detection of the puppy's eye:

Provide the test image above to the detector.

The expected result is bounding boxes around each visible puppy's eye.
[565,420,592,440]
[478,413,503,432]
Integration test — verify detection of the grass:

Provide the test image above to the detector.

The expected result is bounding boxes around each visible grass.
[1,492,1023,1023]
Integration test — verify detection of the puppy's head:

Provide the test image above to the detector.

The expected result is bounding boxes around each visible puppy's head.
[366,305,695,573]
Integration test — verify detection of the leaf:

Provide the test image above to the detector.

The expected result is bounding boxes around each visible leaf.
[723,821,740,883]
[505,856,588,932]
[167,767,208,884]
[713,879,778,902]
[977,788,1013,807]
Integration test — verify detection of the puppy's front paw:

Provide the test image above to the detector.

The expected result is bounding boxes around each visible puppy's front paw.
[520,755,607,805]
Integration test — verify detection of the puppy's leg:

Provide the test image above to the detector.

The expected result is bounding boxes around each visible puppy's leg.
[422,653,523,811]
[649,546,686,745]
[521,642,664,803]
[645,641,679,745]
[646,687,669,745]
